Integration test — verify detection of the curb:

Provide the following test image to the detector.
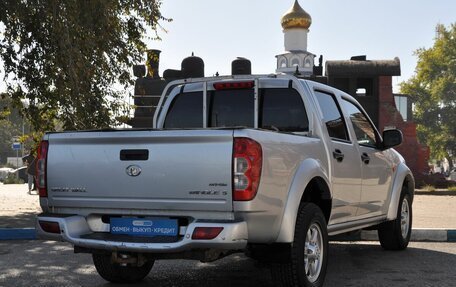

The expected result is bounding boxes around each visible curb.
[0,228,36,240]
[331,228,456,242]
[0,228,455,242]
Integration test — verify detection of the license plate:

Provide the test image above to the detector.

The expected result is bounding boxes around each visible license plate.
[110,218,178,237]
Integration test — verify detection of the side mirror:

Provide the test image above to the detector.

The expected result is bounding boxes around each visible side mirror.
[382,129,403,150]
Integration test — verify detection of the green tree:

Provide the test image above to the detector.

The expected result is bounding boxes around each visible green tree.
[401,23,456,170]
[0,0,169,131]
[0,95,26,164]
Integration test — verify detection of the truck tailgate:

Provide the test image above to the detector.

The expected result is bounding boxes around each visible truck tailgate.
[45,129,234,212]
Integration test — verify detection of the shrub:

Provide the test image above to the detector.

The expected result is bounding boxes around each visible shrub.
[3,174,24,184]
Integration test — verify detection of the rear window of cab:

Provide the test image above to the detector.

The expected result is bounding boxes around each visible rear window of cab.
[164,88,309,132]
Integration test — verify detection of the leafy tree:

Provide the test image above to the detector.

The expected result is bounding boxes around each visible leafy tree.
[0,0,169,131]
[0,114,21,165]
[0,95,28,164]
[401,24,456,170]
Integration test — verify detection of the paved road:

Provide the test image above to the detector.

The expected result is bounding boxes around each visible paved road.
[413,194,456,228]
[0,183,41,228]
[0,240,455,287]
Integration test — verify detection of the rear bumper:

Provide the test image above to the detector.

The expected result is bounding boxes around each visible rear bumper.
[36,214,248,253]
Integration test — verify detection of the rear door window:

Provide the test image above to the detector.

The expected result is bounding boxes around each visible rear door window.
[314,90,349,141]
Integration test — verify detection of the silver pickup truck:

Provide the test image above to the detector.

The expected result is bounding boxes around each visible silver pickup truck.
[36,75,414,287]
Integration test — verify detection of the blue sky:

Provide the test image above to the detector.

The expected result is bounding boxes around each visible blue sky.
[149,0,456,92]
[1,1,454,94]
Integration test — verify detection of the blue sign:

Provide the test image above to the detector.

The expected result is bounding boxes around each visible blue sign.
[12,143,21,150]
[110,218,178,237]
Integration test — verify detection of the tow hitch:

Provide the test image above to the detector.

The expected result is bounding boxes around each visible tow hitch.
[111,251,148,267]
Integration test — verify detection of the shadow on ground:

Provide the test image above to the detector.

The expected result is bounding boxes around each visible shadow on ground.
[0,212,38,228]
[0,241,455,287]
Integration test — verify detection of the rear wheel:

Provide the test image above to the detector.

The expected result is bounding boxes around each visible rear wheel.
[378,192,412,250]
[92,253,154,283]
[271,203,328,287]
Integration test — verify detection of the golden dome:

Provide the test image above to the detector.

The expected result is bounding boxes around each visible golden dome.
[281,0,312,30]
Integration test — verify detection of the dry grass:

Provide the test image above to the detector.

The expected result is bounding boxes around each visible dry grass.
[422,185,436,192]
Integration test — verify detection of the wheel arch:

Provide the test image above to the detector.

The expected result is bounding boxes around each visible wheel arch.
[386,162,415,221]
[275,159,331,243]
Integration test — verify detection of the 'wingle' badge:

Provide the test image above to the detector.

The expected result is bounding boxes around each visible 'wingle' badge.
[126,165,142,177]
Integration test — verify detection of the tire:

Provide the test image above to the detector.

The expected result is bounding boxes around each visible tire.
[92,253,154,283]
[271,203,328,287]
[378,192,412,250]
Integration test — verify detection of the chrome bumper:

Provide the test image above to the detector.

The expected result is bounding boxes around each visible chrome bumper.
[36,215,248,253]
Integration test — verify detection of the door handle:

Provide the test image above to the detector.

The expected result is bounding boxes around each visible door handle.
[120,149,149,161]
[361,153,370,164]
[333,149,344,162]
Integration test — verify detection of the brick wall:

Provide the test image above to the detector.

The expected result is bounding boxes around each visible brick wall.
[377,76,430,182]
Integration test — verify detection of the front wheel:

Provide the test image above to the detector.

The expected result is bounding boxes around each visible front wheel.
[378,192,412,250]
[92,253,154,283]
[271,203,328,287]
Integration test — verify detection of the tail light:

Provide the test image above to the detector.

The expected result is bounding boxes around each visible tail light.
[36,140,49,197]
[233,138,262,201]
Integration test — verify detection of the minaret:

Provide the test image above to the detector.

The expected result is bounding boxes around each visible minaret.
[276,0,315,75]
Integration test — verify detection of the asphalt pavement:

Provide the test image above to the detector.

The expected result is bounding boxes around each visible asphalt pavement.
[0,240,455,287]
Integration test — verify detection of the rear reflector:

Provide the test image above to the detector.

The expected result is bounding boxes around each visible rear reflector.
[39,221,61,234]
[213,81,254,90]
[191,227,224,240]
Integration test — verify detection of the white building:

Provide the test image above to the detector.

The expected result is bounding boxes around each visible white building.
[276,0,315,76]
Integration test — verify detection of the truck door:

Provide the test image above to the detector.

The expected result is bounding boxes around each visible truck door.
[340,99,393,218]
[314,90,362,224]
